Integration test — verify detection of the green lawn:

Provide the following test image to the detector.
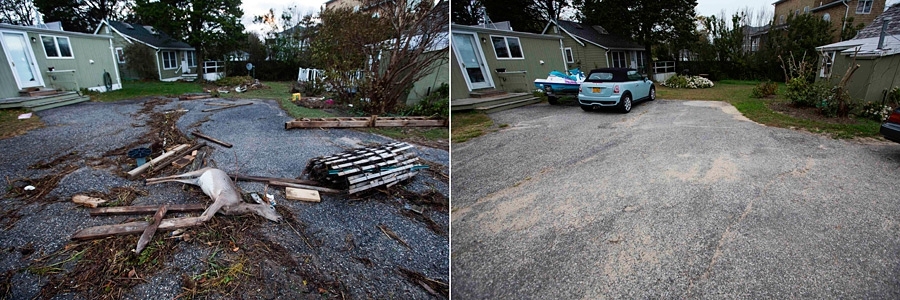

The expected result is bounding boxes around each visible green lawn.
[659,80,882,138]
[450,112,494,143]
[0,109,43,140]
[90,80,202,102]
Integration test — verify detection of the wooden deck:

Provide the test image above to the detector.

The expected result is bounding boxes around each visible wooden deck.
[0,91,90,111]
[451,92,541,113]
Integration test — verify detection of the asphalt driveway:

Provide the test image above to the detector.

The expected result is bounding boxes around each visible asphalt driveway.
[451,100,900,298]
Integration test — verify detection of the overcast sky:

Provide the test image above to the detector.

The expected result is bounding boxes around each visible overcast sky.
[241,0,900,34]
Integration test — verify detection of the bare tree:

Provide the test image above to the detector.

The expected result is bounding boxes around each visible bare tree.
[0,0,36,25]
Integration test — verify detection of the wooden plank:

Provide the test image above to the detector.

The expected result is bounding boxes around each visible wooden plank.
[89,204,207,216]
[348,171,418,194]
[71,217,204,241]
[127,144,189,179]
[151,143,206,172]
[285,119,370,129]
[200,102,252,112]
[285,187,321,202]
[373,118,447,127]
[72,195,107,208]
[135,206,167,254]
[228,174,321,186]
[192,132,232,148]
[270,181,343,194]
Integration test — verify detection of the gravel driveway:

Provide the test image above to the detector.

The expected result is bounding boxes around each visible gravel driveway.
[0,97,448,299]
[451,100,900,298]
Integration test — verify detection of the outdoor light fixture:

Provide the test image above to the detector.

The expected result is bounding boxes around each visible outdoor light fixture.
[480,37,486,43]
[30,37,36,43]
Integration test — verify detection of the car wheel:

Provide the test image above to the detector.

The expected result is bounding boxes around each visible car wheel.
[649,86,656,101]
[580,104,592,112]
[548,96,559,105]
[619,94,632,113]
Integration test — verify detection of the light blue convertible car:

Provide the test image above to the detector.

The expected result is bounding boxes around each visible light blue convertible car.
[577,68,655,113]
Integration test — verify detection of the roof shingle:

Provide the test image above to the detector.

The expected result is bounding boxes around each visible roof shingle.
[108,21,194,50]
[554,20,643,50]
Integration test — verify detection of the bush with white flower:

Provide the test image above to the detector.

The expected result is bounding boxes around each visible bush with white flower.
[662,75,715,89]
[858,101,892,121]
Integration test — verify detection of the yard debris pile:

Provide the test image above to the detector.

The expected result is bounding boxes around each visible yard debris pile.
[305,142,428,194]
[286,115,448,129]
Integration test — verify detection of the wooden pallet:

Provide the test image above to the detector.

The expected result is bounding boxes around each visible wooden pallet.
[305,142,426,194]
[285,116,447,129]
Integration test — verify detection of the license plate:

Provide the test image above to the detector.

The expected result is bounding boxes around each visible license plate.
[591,87,601,93]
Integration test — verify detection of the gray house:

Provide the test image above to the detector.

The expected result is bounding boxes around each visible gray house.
[94,20,197,81]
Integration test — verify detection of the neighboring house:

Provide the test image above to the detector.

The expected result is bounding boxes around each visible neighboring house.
[450,23,565,99]
[772,0,886,42]
[815,4,900,103]
[94,20,197,82]
[225,50,249,62]
[541,20,646,73]
[743,24,770,52]
[0,22,122,98]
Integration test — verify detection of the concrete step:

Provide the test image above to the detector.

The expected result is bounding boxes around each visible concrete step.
[452,93,533,111]
[469,88,506,98]
[475,97,541,113]
[0,92,81,109]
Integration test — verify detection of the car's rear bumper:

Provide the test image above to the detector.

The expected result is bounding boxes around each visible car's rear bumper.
[578,94,619,106]
[881,122,900,143]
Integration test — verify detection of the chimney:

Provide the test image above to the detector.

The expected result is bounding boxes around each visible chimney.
[878,17,893,50]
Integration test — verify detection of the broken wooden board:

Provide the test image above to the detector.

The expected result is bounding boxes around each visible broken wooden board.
[228,174,321,186]
[270,181,343,194]
[172,154,196,169]
[71,217,205,241]
[178,93,213,100]
[135,206,167,254]
[127,144,189,179]
[192,132,232,148]
[285,187,321,202]
[72,195,107,208]
[201,102,252,112]
[151,143,206,172]
[89,204,207,216]
[285,116,447,129]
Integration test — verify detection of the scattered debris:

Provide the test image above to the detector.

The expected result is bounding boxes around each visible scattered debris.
[285,187,320,203]
[398,267,448,298]
[23,186,35,191]
[377,224,410,249]
[71,216,204,240]
[228,174,341,194]
[171,150,197,169]
[126,144,189,179]
[17,112,32,119]
[127,147,151,167]
[200,102,252,113]
[71,195,107,208]
[305,142,427,194]
[269,181,342,194]
[134,205,167,254]
[191,132,232,148]
[285,115,448,129]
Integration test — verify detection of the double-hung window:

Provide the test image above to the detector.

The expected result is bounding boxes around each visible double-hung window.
[162,51,178,70]
[564,47,574,63]
[857,0,873,14]
[184,50,196,67]
[491,36,523,59]
[41,35,73,59]
[610,51,627,68]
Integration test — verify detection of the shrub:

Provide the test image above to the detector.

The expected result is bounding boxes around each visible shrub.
[889,86,900,106]
[857,101,892,121]
[121,44,157,80]
[662,75,714,89]
[751,80,778,98]
[785,77,828,107]
[397,83,448,117]
[816,84,851,117]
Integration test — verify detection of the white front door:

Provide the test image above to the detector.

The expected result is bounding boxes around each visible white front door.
[452,32,493,90]
[1,31,43,89]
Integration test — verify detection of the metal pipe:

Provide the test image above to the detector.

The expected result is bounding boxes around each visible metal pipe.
[841,0,850,40]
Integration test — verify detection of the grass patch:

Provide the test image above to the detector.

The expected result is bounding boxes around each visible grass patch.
[451,112,493,143]
[364,127,449,149]
[90,80,202,102]
[278,98,334,119]
[0,109,43,139]
[658,80,881,138]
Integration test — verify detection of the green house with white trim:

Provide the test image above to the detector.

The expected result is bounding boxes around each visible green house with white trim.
[94,20,197,82]
[542,20,646,73]
[0,22,122,103]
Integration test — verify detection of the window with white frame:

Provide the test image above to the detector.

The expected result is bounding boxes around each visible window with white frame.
[115,47,125,63]
[857,0,873,14]
[610,51,628,68]
[162,51,177,69]
[820,51,835,78]
[564,47,574,63]
[184,50,196,67]
[41,35,73,58]
[491,36,523,59]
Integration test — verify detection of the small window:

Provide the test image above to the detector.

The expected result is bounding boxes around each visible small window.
[820,51,835,78]
[490,36,524,59]
[564,47,574,63]
[779,15,786,24]
[610,51,628,68]
[857,0,873,14]
[162,51,177,69]
[41,35,73,59]
[184,50,196,67]
[115,47,125,63]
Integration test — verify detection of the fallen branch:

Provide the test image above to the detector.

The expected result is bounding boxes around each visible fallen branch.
[377,224,410,249]
[191,132,232,148]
